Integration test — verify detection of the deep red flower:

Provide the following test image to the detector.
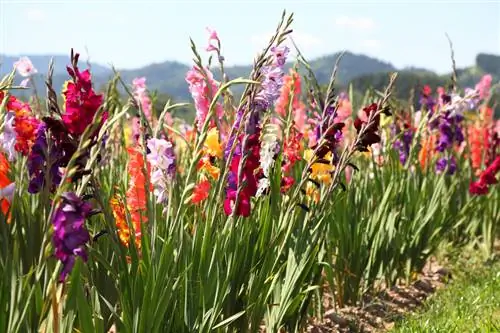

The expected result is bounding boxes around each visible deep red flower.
[223,189,251,217]
[469,181,489,195]
[281,176,295,193]
[354,103,384,151]
[469,156,500,195]
[62,53,104,136]
[281,130,302,193]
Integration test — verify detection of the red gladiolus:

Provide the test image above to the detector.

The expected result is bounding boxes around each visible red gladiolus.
[469,181,489,195]
[281,129,302,193]
[469,156,500,196]
[62,54,104,136]
[223,189,251,217]
[281,176,295,193]
[0,152,13,221]
[354,103,384,151]
[192,179,211,204]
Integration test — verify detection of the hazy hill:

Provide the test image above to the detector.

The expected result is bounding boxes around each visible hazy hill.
[1,51,397,100]
[1,52,498,112]
[350,53,500,99]
[349,53,500,117]
[0,54,110,76]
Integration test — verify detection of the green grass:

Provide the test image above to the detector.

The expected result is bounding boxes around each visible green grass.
[393,250,500,333]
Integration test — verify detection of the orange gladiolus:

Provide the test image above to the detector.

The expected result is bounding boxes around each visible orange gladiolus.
[123,147,152,248]
[418,135,436,170]
[275,69,302,118]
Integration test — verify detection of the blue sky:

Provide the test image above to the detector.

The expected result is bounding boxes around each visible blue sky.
[1,0,499,73]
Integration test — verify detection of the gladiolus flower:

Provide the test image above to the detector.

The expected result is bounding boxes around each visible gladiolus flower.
[204,128,223,158]
[469,156,500,195]
[27,122,63,194]
[127,147,152,238]
[110,195,133,248]
[304,149,334,184]
[191,178,211,204]
[52,192,92,282]
[468,124,487,170]
[13,56,37,77]
[62,55,104,136]
[186,66,223,132]
[0,153,13,220]
[475,74,492,100]
[147,138,176,205]
[198,156,220,180]
[206,27,220,52]
[223,189,251,217]
[281,176,295,193]
[354,103,387,152]
[275,69,302,117]
[419,85,436,111]
[0,93,40,156]
[419,135,434,170]
[305,182,320,204]
[132,77,153,123]
[0,112,17,161]
[392,122,413,166]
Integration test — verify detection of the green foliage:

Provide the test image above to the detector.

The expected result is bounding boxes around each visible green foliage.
[393,250,500,332]
[1,12,499,333]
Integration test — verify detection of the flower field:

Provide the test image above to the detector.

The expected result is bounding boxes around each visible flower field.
[0,12,499,333]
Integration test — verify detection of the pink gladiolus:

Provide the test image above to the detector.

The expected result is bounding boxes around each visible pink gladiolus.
[335,95,352,124]
[185,66,223,132]
[437,86,446,107]
[206,27,220,52]
[132,77,147,93]
[475,74,492,100]
[294,105,308,134]
[131,117,141,143]
[356,108,368,122]
[13,57,37,77]
[132,77,152,123]
[345,165,352,184]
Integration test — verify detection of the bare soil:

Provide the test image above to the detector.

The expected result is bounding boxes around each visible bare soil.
[306,257,453,333]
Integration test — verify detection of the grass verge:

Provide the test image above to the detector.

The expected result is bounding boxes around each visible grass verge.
[392,247,500,333]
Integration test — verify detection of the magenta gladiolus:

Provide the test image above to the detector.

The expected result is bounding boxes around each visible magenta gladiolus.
[185,66,223,132]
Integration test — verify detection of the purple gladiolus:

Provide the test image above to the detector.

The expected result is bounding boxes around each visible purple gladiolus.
[393,123,413,166]
[28,123,62,194]
[436,156,457,175]
[52,192,92,282]
[255,47,289,110]
[146,138,176,205]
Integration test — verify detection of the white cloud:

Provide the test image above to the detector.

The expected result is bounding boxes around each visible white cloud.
[360,39,381,50]
[25,8,47,22]
[250,31,322,51]
[335,16,375,30]
[290,31,322,48]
